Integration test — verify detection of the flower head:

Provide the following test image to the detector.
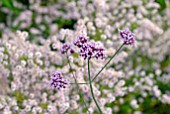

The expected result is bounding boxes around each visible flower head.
[79,41,105,60]
[119,28,135,46]
[69,47,75,54]
[95,45,105,59]
[79,42,95,60]
[74,34,105,60]
[50,71,68,90]
[74,34,89,48]
[60,43,71,54]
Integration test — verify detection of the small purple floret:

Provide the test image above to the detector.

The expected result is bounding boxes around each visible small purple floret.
[76,39,105,60]
[50,71,68,90]
[60,43,71,54]
[119,28,135,46]
[74,34,89,48]
[95,45,105,60]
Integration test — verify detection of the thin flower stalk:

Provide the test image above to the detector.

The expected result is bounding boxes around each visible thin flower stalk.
[88,59,102,114]
[66,54,90,114]
[91,43,124,82]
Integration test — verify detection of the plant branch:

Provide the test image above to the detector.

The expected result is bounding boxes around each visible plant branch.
[66,54,90,114]
[92,43,124,82]
[88,59,102,114]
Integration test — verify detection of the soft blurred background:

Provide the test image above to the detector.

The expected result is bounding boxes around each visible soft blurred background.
[0,0,170,114]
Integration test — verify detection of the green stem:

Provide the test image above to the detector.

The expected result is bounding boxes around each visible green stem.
[88,59,102,114]
[92,44,124,82]
[66,55,90,114]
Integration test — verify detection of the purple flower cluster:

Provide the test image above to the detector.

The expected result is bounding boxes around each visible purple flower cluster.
[95,45,105,59]
[119,28,136,46]
[60,43,75,54]
[50,71,68,90]
[74,34,89,47]
[60,43,70,54]
[74,34,105,60]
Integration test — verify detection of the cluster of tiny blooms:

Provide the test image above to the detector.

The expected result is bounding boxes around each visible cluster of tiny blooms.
[60,43,71,54]
[50,71,68,90]
[60,43,75,54]
[119,28,136,46]
[74,34,105,60]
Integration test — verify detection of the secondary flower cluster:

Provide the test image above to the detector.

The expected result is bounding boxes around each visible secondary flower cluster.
[74,34,105,60]
[49,71,68,90]
[60,43,75,54]
[119,28,136,46]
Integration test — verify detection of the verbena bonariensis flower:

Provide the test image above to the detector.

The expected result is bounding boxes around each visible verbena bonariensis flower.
[60,43,71,54]
[79,41,105,60]
[69,47,75,54]
[70,34,106,60]
[95,45,105,59]
[119,28,136,46]
[79,42,95,60]
[50,71,68,90]
[61,43,75,54]
[74,34,89,48]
